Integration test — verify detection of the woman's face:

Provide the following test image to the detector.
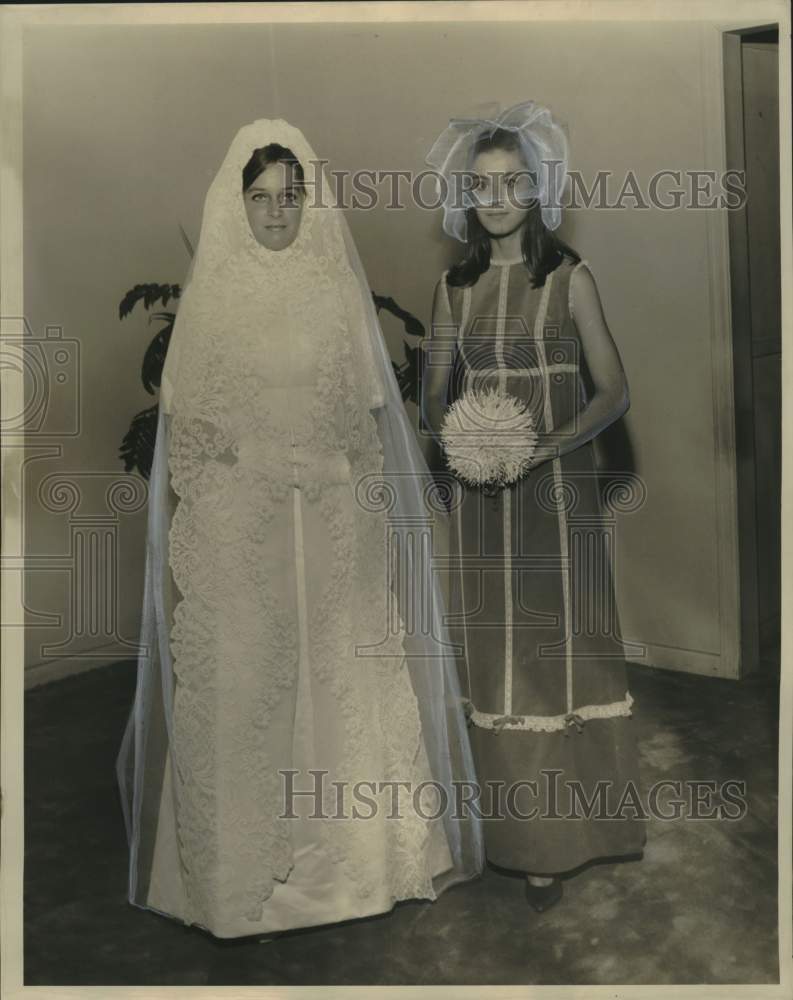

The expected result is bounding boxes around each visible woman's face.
[470,146,534,239]
[243,160,304,251]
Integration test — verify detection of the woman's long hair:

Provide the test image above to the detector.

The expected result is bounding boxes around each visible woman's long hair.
[447,127,579,289]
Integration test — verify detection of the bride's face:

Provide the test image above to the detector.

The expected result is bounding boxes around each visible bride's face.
[243,160,305,251]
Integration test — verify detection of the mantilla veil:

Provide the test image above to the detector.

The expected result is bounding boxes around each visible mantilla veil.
[116,119,484,938]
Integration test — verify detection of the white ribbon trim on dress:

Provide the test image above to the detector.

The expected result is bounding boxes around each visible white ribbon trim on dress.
[463,692,634,733]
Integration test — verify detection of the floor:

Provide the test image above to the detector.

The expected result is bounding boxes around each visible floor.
[24,659,780,986]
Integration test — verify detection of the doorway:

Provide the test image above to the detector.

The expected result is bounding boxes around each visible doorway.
[723,26,781,675]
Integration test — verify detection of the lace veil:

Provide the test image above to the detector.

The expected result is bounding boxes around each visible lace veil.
[116,119,484,922]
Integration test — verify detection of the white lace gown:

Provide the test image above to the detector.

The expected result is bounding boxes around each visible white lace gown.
[148,274,453,939]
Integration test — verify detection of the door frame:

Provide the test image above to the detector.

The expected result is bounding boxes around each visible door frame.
[661,22,781,680]
[721,24,780,676]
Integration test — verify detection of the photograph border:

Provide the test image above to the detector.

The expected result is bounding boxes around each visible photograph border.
[2,3,790,998]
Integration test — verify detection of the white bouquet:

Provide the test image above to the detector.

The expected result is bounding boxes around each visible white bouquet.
[440,386,539,488]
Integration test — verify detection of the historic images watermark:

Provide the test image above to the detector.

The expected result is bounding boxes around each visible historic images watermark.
[354,465,649,661]
[278,770,748,823]
[295,162,747,213]
[1,316,145,661]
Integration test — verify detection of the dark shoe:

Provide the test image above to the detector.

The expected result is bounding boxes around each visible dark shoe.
[525,878,563,912]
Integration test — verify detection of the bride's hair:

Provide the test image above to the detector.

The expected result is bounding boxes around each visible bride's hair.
[242,143,306,193]
[446,127,579,290]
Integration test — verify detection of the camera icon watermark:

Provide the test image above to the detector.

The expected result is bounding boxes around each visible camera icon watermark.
[1,317,80,437]
[3,315,145,669]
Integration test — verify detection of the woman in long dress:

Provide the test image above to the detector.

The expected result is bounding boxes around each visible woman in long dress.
[421,101,646,911]
[116,119,483,939]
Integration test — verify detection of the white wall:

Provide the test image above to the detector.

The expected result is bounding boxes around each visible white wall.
[22,18,752,682]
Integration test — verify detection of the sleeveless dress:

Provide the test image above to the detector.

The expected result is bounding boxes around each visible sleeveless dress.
[443,255,646,874]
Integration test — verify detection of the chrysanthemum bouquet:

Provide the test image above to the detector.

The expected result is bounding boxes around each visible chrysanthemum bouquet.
[440,387,539,489]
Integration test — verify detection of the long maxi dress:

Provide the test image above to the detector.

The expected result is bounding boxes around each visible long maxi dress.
[443,255,647,875]
[117,117,484,941]
[119,270,456,939]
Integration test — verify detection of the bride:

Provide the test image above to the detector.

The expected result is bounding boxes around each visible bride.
[116,119,483,939]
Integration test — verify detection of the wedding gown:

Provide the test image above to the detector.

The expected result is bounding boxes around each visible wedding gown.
[117,119,482,939]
